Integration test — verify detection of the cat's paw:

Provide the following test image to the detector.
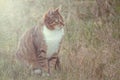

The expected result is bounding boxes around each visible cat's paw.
[31,68,50,77]
[32,68,42,75]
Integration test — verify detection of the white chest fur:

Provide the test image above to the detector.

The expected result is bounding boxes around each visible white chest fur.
[43,26,64,58]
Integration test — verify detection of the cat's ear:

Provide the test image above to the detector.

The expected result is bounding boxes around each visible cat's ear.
[55,5,62,13]
[48,9,54,16]
[54,8,59,13]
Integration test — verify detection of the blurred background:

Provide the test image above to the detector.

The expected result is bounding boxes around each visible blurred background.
[0,0,120,80]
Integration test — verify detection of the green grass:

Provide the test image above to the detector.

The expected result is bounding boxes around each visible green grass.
[1,20,119,80]
[0,0,120,80]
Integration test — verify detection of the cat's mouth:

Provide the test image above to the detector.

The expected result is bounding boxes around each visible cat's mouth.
[54,26,62,30]
[54,23,64,30]
[60,22,64,26]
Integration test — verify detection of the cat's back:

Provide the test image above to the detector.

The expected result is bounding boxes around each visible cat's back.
[16,25,43,63]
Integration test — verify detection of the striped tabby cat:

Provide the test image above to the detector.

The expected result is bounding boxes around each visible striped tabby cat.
[16,8,64,76]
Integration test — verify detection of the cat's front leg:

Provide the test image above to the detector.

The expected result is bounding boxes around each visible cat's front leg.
[37,50,50,76]
[48,53,61,74]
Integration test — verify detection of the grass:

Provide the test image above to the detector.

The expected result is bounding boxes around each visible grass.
[0,20,119,80]
[0,0,120,80]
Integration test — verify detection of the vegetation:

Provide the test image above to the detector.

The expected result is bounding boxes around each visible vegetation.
[0,0,120,80]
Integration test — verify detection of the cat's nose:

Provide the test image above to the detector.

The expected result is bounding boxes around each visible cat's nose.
[60,22,64,26]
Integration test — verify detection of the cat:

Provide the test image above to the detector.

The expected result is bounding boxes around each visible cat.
[16,8,64,76]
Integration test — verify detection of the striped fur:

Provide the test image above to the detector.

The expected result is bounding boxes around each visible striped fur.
[16,8,64,75]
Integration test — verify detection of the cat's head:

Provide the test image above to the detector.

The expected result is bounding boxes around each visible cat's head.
[44,8,64,30]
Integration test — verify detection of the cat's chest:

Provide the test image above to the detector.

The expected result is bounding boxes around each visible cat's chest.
[42,26,64,58]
